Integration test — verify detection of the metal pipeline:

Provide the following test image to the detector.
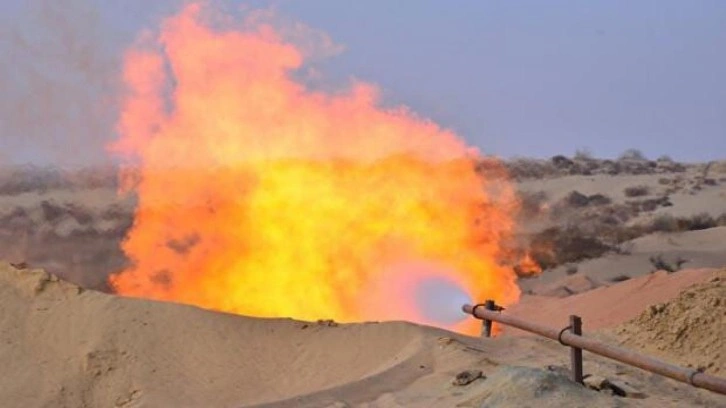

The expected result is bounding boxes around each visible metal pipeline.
[462,303,726,396]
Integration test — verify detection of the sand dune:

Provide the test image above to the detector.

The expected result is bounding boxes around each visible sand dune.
[0,262,445,407]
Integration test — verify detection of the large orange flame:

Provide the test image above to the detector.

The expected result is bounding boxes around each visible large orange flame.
[109,3,523,334]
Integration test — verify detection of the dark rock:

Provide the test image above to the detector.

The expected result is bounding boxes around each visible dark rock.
[608,380,646,399]
[453,370,484,386]
[10,262,29,270]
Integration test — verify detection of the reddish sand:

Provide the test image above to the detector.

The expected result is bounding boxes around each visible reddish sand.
[506,268,716,333]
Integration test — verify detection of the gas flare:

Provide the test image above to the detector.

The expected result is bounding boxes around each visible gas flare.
[109,3,525,334]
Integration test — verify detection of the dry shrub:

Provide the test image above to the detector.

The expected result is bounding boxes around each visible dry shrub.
[587,193,612,206]
[37,201,96,226]
[629,196,672,213]
[65,204,95,225]
[574,149,593,161]
[710,160,726,174]
[565,264,578,275]
[683,212,717,231]
[505,158,556,180]
[703,178,718,186]
[0,165,119,195]
[552,192,614,220]
[649,214,680,233]
[65,166,118,189]
[648,212,719,233]
[624,185,649,197]
[0,206,34,231]
[40,200,66,224]
[518,190,548,218]
[565,191,612,207]
[564,191,589,208]
[551,155,574,169]
[0,166,69,195]
[529,225,613,269]
[649,254,688,273]
[595,203,637,224]
[619,148,647,161]
[504,153,686,179]
[601,223,646,245]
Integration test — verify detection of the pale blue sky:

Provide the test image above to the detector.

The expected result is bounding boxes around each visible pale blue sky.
[2,1,725,164]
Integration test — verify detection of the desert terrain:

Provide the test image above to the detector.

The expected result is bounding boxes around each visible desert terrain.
[1,153,725,407]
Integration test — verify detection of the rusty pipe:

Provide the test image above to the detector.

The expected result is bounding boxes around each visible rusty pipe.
[462,304,726,396]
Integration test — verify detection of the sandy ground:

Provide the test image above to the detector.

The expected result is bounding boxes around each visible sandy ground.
[517,163,726,233]
[519,227,726,295]
[510,268,718,331]
[2,262,724,407]
[616,270,725,375]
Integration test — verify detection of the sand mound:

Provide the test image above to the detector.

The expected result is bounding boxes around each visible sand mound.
[616,269,726,374]
[0,262,442,407]
[461,366,624,408]
[508,268,716,331]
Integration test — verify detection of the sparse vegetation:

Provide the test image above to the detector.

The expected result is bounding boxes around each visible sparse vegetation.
[562,191,613,208]
[624,185,650,197]
[648,214,680,233]
[565,191,589,208]
[573,149,593,161]
[587,193,612,206]
[504,158,557,180]
[517,190,548,218]
[524,208,726,271]
[647,212,726,234]
[685,212,718,231]
[627,196,672,212]
[498,152,689,180]
[619,148,647,161]
[550,191,614,220]
[0,165,117,196]
[0,198,132,290]
[528,225,613,269]
[0,152,718,287]
[649,254,688,273]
